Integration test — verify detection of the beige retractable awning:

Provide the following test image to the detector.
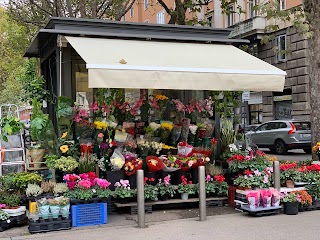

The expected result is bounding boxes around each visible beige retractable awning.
[65,36,286,91]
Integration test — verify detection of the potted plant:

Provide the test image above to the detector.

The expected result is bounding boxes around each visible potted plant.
[48,198,60,219]
[25,184,43,197]
[53,156,79,173]
[280,163,298,187]
[157,175,176,201]
[281,192,301,215]
[41,181,56,196]
[58,196,70,218]
[53,183,69,196]
[28,144,46,169]
[177,176,195,200]
[144,177,158,201]
[78,153,98,173]
[95,178,112,201]
[37,198,49,219]
[0,209,9,222]
[295,190,313,211]
[205,175,228,197]
[0,115,24,142]
[306,180,320,207]
[0,194,20,209]
[12,172,42,193]
[113,179,136,204]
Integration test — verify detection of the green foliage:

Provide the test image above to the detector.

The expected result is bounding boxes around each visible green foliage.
[44,155,59,169]
[11,172,42,191]
[96,188,112,199]
[53,156,79,173]
[64,188,94,201]
[19,59,49,104]
[0,193,20,207]
[177,183,195,194]
[220,119,237,149]
[306,181,320,199]
[0,210,9,221]
[112,187,136,199]
[157,183,176,197]
[56,96,74,119]
[144,184,159,201]
[0,115,24,142]
[78,153,98,173]
[205,182,228,197]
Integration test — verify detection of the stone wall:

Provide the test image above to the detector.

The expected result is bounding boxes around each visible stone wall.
[258,27,311,122]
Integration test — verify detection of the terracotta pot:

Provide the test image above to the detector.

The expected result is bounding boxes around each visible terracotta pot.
[286,180,295,188]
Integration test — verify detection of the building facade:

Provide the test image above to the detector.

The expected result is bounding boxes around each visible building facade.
[121,0,310,123]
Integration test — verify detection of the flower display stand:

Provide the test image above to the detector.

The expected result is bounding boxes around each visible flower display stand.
[114,197,227,215]
[240,205,282,217]
[28,217,72,233]
[0,213,28,232]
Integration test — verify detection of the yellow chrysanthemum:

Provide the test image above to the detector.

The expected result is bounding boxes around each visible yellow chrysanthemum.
[60,145,69,153]
[161,122,173,131]
[61,132,68,139]
[94,121,108,131]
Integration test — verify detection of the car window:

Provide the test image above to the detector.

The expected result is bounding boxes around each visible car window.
[279,122,287,128]
[256,123,268,131]
[293,122,311,130]
[268,122,278,130]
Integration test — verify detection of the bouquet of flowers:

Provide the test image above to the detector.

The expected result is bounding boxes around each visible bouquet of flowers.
[160,122,173,144]
[146,156,165,172]
[246,190,260,209]
[150,141,163,155]
[150,94,169,120]
[161,155,180,172]
[110,149,125,171]
[313,142,320,155]
[138,141,150,156]
[124,158,143,176]
[76,120,94,139]
[177,141,193,156]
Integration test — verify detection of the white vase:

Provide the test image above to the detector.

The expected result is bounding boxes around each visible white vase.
[60,204,70,218]
[49,205,60,218]
[38,205,50,219]
[181,193,189,200]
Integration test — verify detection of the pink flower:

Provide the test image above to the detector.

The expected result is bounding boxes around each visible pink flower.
[74,114,82,123]
[67,181,76,189]
[254,170,261,176]
[79,173,89,180]
[120,179,130,188]
[263,175,269,184]
[185,104,195,114]
[206,175,211,183]
[90,101,99,112]
[114,182,121,188]
[172,99,186,112]
[164,175,171,186]
[245,155,251,161]
[150,97,159,110]
[96,178,111,189]
[188,161,194,167]
[101,104,111,113]
[98,133,104,138]
[79,109,88,117]
[0,204,6,209]
[78,179,92,189]
[195,100,204,113]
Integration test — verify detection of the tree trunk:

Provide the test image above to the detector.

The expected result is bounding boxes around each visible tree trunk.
[303,0,320,159]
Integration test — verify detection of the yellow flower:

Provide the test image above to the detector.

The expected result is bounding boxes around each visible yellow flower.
[155,94,168,101]
[162,144,176,150]
[94,121,108,131]
[161,122,173,131]
[61,132,68,139]
[60,145,69,153]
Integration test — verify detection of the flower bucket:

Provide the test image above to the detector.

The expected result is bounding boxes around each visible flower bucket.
[60,204,70,218]
[283,202,299,215]
[247,197,256,210]
[50,205,61,218]
[286,180,295,188]
[181,193,189,200]
[272,195,281,207]
[38,205,50,219]
[262,197,272,208]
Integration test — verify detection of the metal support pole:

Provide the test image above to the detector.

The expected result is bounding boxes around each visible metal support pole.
[198,166,206,221]
[137,170,145,228]
[273,161,280,191]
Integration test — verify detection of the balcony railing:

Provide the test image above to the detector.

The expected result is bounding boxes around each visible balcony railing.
[229,16,266,39]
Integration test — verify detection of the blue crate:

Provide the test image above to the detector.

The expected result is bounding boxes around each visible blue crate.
[71,203,107,227]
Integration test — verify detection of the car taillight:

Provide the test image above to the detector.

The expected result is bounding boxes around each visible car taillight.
[288,122,296,134]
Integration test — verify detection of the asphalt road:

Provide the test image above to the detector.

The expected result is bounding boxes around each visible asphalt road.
[260,148,312,162]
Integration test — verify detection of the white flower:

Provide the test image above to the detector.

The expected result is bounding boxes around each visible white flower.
[189,125,198,135]
[150,122,161,131]
[229,144,238,152]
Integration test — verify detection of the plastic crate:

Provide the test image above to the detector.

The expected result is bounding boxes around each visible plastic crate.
[71,203,107,227]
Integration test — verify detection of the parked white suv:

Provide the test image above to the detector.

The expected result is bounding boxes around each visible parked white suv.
[246,120,311,155]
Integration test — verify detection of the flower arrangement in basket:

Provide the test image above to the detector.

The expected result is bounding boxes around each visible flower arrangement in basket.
[157,175,176,200]
[146,156,165,172]
[124,158,143,176]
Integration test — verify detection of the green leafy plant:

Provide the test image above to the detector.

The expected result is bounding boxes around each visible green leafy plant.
[177,176,195,195]
[0,193,20,207]
[306,181,320,199]
[96,188,112,199]
[0,115,24,142]
[0,209,9,221]
[41,181,56,194]
[220,119,237,151]
[281,192,301,203]
[44,155,59,169]
[25,184,43,197]
[78,153,97,173]
[64,188,95,201]
[144,184,159,201]
[12,172,42,192]
[53,156,79,173]
[53,183,68,196]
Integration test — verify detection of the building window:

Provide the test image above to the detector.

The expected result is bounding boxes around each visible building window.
[156,10,165,24]
[226,5,234,27]
[144,0,148,10]
[130,7,134,17]
[276,34,286,62]
[248,0,257,18]
[278,0,286,10]
[122,15,126,21]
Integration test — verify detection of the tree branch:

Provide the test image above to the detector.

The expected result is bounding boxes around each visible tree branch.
[157,0,172,15]
[29,0,53,16]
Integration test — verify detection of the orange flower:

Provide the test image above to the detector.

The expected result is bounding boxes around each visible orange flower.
[60,145,69,153]
[61,132,68,139]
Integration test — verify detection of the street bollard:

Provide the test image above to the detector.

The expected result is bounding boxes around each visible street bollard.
[137,170,145,228]
[273,161,280,191]
[198,166,206,221]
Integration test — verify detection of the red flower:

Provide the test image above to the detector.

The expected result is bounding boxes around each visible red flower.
[244,170,253,176]
[87,172,98,179]
[214,175,225,183]
[127,129,136,136]
[211,138,218,145]
[181,176,187,185]
[227,154,245,162]
[149,178,155,182]
[144,177,148,184]
[280,163,297,171]
[178,141,188,147]
[188,181,192,184]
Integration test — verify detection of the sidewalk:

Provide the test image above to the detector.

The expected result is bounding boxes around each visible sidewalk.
[2,210,320,240]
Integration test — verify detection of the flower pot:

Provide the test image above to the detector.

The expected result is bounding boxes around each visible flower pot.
[283,202,299,215]
[286,180,295,188]
[159,194,169,201]
[313,199,320,208]
[49,205,60,218]
[181,193,189,200]
[38,205,50,219]
[29,149,46,168]
[60,204,70,218]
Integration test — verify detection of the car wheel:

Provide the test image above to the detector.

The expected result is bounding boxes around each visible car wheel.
[304,148,312,154]
[274,140,287,155]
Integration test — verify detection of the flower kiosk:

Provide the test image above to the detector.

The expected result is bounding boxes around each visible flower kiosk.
[2,17,287,233]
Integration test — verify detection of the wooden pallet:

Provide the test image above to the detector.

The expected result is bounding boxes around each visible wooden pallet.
[114,197,227,214]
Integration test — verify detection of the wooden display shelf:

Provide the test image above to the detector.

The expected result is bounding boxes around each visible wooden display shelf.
[114,197,227,214]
